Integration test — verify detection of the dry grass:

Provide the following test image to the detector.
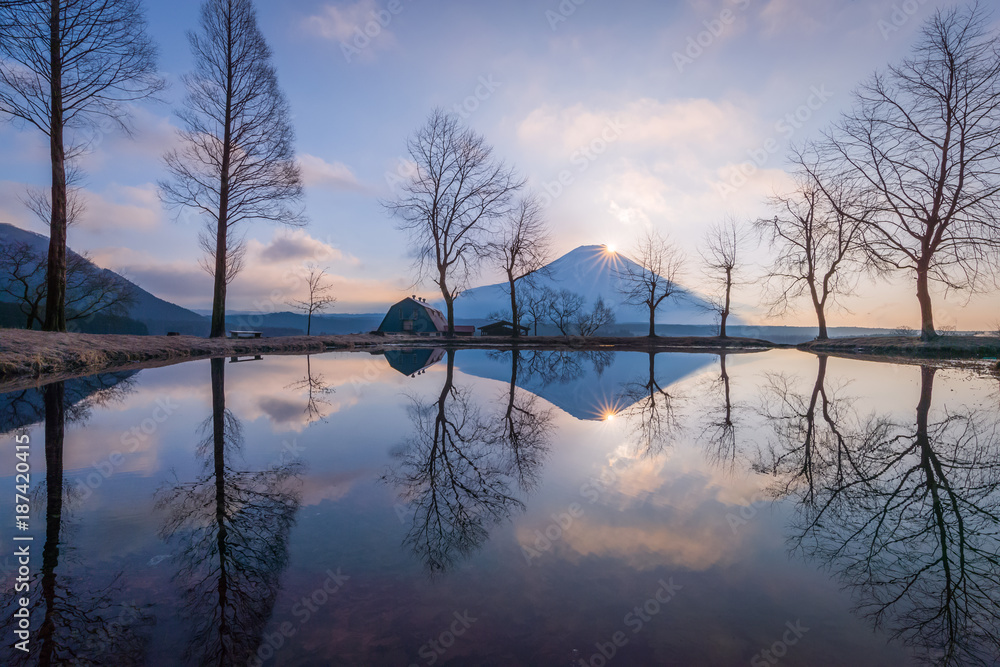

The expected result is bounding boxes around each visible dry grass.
[0,329,383,390]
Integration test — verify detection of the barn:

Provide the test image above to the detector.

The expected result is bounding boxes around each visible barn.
[377,296,446,335]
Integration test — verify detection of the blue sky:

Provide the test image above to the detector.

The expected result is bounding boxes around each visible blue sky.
[1,0,997,328]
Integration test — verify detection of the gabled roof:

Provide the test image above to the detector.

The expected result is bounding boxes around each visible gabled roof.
[395,296,448,332]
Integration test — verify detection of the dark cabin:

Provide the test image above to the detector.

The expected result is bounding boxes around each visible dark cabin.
[478,321,530,337]
[377,296,448,336]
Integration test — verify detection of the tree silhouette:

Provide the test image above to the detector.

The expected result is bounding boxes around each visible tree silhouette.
[384,109,523,337]
[813,5,1000,340]
[284,354,334,424]
[383,349,546,572]
[0,380,150,666]
[0,0,162,331]
[156,358,302,664]
[761,361,1000,664]
[160,0,304,338]
[620,352,683,457]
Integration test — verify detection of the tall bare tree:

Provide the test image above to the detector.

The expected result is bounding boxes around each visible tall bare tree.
[287,266,336,335]
[815,5,1000,340]
[617,230,685,337]
[701,218,749,338]
[385,109,523,337]
[160,0,304,338]
[757,174,867,340]
[0,0,162,332]
[488,194,550,337]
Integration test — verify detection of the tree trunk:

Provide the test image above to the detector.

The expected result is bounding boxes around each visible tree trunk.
[814,301,828,340]
[648,305,656,338]
[306,310,312,336]
[209,217,228,338]
[43,0,67,332]
[210,39,235,339]
[509,272,519,338]
[210,357,230,638]
[39,381,65,663]
[916,265,937,341]
[720,269,732,339]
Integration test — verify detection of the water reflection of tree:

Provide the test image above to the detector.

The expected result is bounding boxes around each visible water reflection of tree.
[385,349,552,572]
[156,358,302,665]
[760,360,1000,665]
[519,349,615,385]
[0,380,149,665]
[284,354,333,423]
[620,352,683,457]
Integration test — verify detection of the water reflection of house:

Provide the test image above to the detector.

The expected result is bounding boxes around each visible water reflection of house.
[377,296,474,336]
[383,348,446,377]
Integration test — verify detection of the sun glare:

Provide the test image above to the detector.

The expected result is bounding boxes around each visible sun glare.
[605,244,617,254]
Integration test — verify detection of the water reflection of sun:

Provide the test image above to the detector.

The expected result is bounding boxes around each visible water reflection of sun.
[594,398,626,422]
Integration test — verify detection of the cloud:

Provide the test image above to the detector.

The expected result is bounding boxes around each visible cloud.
[299,153,365,192]
[253,229,359,265]
[305,0,398,59]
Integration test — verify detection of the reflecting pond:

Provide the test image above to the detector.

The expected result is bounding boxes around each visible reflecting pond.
[1,348,999,666]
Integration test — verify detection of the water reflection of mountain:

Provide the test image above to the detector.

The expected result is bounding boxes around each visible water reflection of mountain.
[0,371,137,434]
[456,349,717,420]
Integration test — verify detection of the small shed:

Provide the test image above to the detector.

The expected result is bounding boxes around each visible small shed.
[453,325,476,337]
[478,321,530,337]
[377,296,448,336]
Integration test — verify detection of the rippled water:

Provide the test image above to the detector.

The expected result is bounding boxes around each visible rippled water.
[1,348,998,666]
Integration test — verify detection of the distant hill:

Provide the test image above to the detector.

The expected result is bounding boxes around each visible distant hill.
[0,223,207,335]
[455,245,729,325]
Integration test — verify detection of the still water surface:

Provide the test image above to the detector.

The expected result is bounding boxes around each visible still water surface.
[1,348,998,666]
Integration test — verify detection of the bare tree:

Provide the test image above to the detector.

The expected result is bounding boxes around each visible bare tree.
[701,218,748,338]
[575,296,616,336]
[160,0,304,338]
[547,289,584,335]
[0,0,163,332]
[815,5,1000,340]
[385,109,523,337]
[488,194,550,337]
[521,286,552,336]
[757,173,867,340]
[617,230,685,337]
[287,266,336,335]
[0,241,135,329]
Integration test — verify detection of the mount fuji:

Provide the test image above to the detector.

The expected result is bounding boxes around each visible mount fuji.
[454,244,727,325]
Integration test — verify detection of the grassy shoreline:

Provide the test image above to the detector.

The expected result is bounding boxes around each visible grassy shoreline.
[0,329,773,389]
[3,329,999,391]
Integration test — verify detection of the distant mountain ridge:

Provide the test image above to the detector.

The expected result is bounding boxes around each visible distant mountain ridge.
[454,244,729,325]
[0,223,207,334]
